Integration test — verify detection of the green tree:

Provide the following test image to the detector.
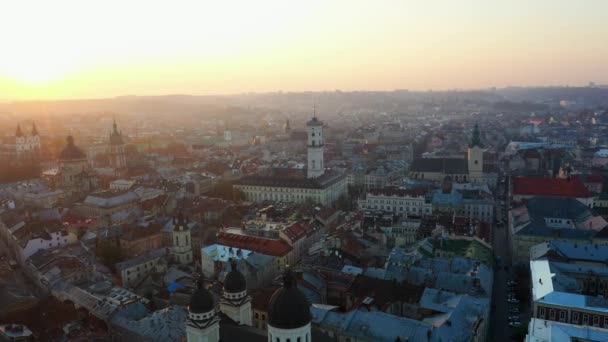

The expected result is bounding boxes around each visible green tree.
[208,181,246,201]
[96,241,124,272]
[336,194,354,211]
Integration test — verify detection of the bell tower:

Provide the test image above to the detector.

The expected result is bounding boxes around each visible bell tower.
[172,212,193,264]
[219,259,252,326]
[307,107,325,179]
[467,123,484,183]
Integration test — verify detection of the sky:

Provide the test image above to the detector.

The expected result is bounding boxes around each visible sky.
[0,0,607,100]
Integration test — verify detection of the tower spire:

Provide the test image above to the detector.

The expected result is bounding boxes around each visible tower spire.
[470,123,483,148]
[16,124,23,137]
[31,122,38,136]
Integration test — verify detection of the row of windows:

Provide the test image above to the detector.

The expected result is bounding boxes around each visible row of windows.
[370,199,425,205]
[364,204,431,213]
[539,307,608,327]
[241,186,319,194]
[268,334,309,342]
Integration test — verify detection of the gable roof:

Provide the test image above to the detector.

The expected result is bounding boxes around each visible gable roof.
[217,231,292,257]
[513,177,593,198]
[410,158,468,174]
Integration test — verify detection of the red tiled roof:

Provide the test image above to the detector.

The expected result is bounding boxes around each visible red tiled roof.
[317,207,337,221]
[513,177,593,198]
[141,194,168,210]
[61,211,85,224]
[218,232,292,257]
[283,222,307,242]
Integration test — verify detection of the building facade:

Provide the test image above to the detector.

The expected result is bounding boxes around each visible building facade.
[15,123,40,161]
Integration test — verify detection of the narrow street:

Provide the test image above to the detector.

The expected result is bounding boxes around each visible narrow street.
[490,195,511,341]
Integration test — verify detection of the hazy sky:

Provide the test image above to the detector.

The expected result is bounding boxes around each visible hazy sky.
[0,0,606,100]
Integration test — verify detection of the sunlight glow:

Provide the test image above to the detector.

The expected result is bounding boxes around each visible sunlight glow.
[0,0,606,99]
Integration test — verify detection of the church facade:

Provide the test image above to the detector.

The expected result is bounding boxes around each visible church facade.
[53,136,98,201]
[409,124,498,188]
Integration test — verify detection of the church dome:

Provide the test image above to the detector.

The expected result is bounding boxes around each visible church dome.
[59,136,86,160]
[224,259,246,293]
[189,277,215,314]
[268,270,311,329]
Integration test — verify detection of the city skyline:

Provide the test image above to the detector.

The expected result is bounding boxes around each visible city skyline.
[1,0,607,100]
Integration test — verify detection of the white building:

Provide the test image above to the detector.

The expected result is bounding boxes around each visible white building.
[0,219,77,265]
[115,248,168,287]
[358,187,432,216]
[235,115,347,206]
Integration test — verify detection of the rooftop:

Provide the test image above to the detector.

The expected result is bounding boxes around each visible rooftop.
[217,231,292,257]
[236,170,345,190]
[410,158,468,175]
[115,248,167,272]
[513,176,593,198]
[83,190,140,208]
[526,318,608,342]
[531,258,608,314]
[311,307,433,342]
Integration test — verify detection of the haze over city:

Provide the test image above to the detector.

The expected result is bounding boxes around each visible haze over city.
[1,0,607,100]
[3,1,608,342]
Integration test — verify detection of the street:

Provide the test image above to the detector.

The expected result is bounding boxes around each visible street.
[489,185,511,342]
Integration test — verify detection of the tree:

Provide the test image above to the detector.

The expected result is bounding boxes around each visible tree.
[336,194,354,211]
[96,241,124,272]
[207,181,246,201]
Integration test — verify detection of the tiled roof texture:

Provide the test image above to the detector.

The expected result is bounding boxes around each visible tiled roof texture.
[218,231,292,257]
[513,176,593,198]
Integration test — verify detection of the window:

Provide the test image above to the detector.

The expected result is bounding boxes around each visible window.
[583,314,589,325]
[593,316,599,326]
[550,309,555,320]
[573,312,579,324]
[262,315,266,321]
[539,307,545,318]
[559,311,566,322]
